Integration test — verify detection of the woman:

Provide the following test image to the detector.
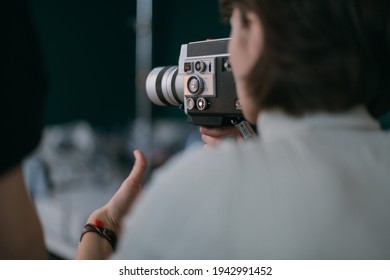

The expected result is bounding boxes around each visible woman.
[77,0,390,259]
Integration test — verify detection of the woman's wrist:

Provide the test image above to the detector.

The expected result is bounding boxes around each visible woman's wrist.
[83,207,120,249]
[80,223,117,251]
[86,206,119,234]
[76,207,120,259]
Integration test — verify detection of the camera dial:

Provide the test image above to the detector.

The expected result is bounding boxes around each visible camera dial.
[194,60,207,72]
[187,75,204,95]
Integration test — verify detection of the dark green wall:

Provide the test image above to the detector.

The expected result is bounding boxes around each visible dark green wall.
[30,0,136,127]
[30,0,229,127]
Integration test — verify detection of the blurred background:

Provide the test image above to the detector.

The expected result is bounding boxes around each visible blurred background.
[22,0,389,259]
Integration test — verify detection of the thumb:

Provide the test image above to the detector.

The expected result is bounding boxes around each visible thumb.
[107,150,147,221]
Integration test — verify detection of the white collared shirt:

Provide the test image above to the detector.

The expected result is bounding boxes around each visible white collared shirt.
[114,107,390,259]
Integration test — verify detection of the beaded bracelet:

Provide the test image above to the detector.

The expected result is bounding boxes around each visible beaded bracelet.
[79,223,117,251]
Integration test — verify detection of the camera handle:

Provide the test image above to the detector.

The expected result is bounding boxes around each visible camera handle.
[232,119,256,141]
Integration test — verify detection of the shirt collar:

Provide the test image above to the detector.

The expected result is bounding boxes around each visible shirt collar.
[257,106,381,142]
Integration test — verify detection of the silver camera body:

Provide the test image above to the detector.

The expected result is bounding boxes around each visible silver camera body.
[145,38,243,126]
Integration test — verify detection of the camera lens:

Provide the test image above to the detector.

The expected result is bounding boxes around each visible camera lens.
[187,75,203,95]
[145,66,184,106]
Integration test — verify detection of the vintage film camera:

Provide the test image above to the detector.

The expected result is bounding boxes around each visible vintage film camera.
[145,38,245,127]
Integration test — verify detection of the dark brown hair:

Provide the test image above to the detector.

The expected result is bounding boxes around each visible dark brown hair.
[220,0,390,117]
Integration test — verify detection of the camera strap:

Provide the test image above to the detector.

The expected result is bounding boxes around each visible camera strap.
[234,120,256,141]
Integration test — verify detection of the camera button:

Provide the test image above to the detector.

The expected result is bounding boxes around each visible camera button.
[186,98,195,110]
[184,62,192,73]
[196,97,208,111]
